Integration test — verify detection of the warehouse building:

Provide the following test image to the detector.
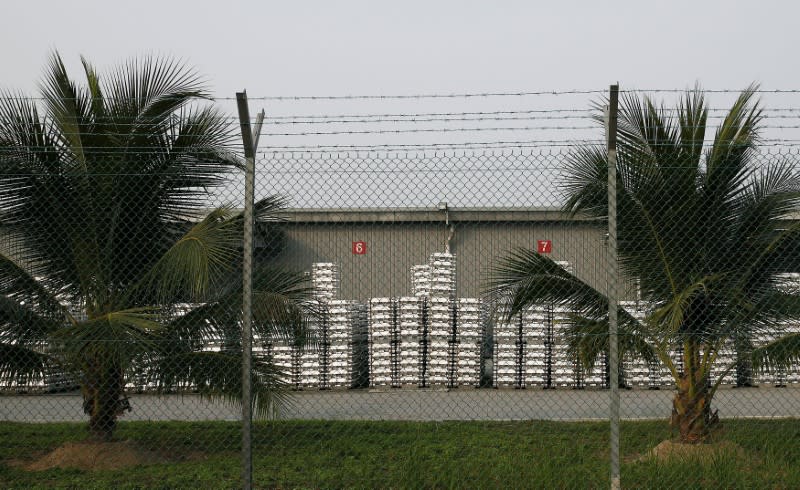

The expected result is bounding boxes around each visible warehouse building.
[273,206,615,300]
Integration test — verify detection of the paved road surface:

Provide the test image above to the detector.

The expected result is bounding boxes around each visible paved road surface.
[2,386,798,423]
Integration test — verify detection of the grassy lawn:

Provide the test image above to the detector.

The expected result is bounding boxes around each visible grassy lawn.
[1,419,799,488]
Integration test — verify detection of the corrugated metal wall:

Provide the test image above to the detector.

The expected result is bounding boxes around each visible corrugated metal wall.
[271,211,613,301]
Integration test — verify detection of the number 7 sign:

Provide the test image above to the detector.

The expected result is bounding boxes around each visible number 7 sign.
[537,240,552,254]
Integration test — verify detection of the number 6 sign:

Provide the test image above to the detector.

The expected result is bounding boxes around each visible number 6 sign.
[352,241,367,255]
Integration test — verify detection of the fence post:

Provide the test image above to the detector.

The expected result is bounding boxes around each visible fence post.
[606,84,621,490]
[236,91,264,490]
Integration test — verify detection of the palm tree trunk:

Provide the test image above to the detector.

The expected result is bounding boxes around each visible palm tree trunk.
[82,358,124,442]
[670,344,719,443]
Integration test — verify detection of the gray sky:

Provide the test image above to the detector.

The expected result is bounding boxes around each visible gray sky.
[2,1,795,98]
[3,0,800,207]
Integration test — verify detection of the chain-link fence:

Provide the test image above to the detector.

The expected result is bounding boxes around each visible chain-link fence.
[3,74,800,488]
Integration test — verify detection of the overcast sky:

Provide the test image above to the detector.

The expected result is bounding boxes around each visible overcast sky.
[3,1,799,206]
[2,1,796,97]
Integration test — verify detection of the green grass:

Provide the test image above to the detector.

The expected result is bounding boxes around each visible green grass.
[1,419,799,488]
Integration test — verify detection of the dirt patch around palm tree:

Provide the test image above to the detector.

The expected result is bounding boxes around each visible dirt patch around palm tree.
[631,439,749,464]
[11,440,205,471]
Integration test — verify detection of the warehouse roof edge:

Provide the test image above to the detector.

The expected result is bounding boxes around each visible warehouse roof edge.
[280,207,598,224]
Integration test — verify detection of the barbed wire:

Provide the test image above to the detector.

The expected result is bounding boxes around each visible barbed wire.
[211,89,608,101]
[257,140,800,154]
[6,101,800,119]
[8,139,800,153]
[258,141,599,152]
[263,114,594,125]
[622,88,800,94]
[256,124,800,136]
[4,87,798,104]
[3,90,800,154]
[262,114,800,125]
[8,160,800,177]
[0,89,605,103]
[257,115,800,126]
[254,126,598,137]
[5,112,800,129]
[260,108,800,120]
[7,120,800,139]
[264,109,591,120]
[214,88,800,101]
[5,95,800,131]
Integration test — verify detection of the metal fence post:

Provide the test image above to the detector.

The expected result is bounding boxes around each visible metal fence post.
[236,91,264,490]
[606,84,621,490]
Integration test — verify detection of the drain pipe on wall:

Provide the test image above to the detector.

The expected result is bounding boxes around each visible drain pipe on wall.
[446,224,455,254]
[438,202,455,253]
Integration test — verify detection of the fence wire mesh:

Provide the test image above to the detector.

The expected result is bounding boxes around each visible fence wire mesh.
[2,80,800,489]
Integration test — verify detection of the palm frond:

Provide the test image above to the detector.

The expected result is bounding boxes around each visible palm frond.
[103,55,206,125]
[562,145,609,217]
[701,85,762,233]
[677,86,708,166]
[734,223,800,301]
[751,289,800,323]
[80,56,105,121]
[0,295,65,345]
[487,248,607,319]
[562,313,657,375]
[134,206,240,303]
[124,107,240,225]
[0,251,73,324]
[618,93,682,167]
[145,349,290,419]
[0,342,57,386]
[725,164,800,293]
[0,88,62,171]
[162,265,317,349]
[649,274,722,338]
[39,51,94,167]
[752,333,800,373]
[563,315,608,373]
[707,85,762,173]
[50,307,164,367]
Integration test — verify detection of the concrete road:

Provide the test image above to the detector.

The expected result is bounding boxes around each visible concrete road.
[1,386,798,423]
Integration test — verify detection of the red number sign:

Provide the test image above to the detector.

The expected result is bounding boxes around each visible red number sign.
[352,241,367,255]
[537,240,552,254]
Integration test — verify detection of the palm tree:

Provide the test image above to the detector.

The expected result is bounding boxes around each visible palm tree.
[489,87,800,443]
[0,53,313,441]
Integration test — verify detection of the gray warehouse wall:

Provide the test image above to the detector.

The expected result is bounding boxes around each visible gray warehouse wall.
[271,211,614,302]
[278,222,444,300]
[451,221,609,298]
